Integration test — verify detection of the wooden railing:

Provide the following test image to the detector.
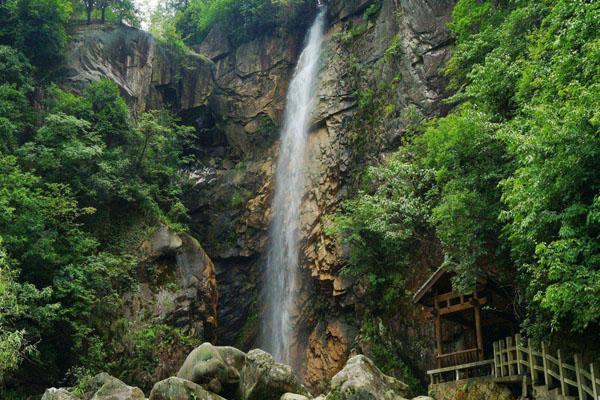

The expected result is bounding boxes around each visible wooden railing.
[427,333,600,399]
[437,348,481,368]
[428,359,494,384]
[493,334,600,400]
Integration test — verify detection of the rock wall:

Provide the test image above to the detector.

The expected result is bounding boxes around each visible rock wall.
[63,0,455,391]
[131,225,218,340]
[299,0,454,389]
[119,225,219,386]
[429,378,515,400]
[63,24,213,116]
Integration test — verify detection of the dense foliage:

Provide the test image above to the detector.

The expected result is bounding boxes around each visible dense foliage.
[164,0,314,47]
[0,3,198,395]
[333,0,600,345]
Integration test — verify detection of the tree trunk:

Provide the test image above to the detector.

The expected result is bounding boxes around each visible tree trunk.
[101,7,106,23]
[86,7,92,24]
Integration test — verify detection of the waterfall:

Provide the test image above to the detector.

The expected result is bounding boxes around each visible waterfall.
[261,8,327,366]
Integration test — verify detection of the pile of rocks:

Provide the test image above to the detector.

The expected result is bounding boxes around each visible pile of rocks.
[41,343,433,400]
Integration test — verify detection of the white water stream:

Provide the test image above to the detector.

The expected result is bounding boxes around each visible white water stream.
[260,8,327,366]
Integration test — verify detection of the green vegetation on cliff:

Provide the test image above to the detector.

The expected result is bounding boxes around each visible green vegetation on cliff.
[333,0,600,347]
[0,3,198,395]
[156,0,314,47]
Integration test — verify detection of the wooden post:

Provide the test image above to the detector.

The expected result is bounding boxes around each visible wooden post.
[493,341,499,378]
[507,336,515,377]
[474,307,484,361]
[528,338,538,384]
[591,362,598,400]
[574,354,584,400]
[522,375,528,399]
[557,349,566,396]
[515,334,523,375]
[542,342,550,386]
[499,339,506,377]
[434,309,443,368]
[435,315,442,368]
[473,291,484,361]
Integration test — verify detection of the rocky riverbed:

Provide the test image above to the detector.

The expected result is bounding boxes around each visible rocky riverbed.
[41,344,430,400]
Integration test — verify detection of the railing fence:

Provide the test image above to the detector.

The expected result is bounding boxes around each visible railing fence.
[493,334,600,400]
[428,333,600,400]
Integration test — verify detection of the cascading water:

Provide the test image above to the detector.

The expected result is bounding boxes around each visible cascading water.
[261,7,327,366]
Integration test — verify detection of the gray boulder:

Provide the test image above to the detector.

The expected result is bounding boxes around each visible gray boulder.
[326,355,408,400]
[149,377,226,400]
[40,373,145,400]
[240,349,310,400]
[280,394,311,400]
[41,388,80,400]
[177,342,246,396]
[87,373,145,400]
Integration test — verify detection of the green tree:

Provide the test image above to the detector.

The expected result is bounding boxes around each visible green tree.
[82,0,94,23]
[0,46,34,152]
[0,238,56,389]
[25,82,192,237]
[335,0,600,345]
[12,0,72,74]
[175,0,314,46]
[0,45,33,89]
[329,149,437,312]
[416,106,513,290]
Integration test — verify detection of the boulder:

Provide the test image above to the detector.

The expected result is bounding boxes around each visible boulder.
[41,388,80,400]
[177,343,246,397]
[86,373,145,400]
[149,377,226,400]
[326,355,408,400]
[280,394,311,400]
[40,373,145,400]
[240,349,311,400]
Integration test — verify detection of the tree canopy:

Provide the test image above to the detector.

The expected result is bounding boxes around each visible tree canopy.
[333,0,600,345]
[0,4,197,392]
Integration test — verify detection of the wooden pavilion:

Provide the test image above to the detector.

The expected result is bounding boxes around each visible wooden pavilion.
[413,267,515,370]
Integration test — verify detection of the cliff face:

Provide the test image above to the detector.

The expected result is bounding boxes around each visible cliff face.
[299,0,454,389]
[63,0,454,390]
[63,24,213,116]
